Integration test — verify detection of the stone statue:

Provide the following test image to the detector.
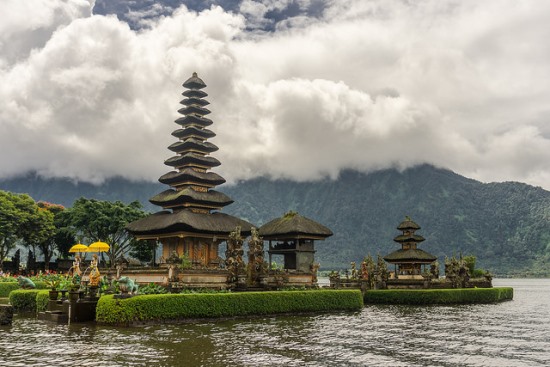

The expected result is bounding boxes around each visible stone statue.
[89,254,101,287]
[17,276,36,289]
[72,255,82,277]
[118,276,138,294]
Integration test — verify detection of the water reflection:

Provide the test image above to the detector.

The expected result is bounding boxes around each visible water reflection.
[1,279,549,367]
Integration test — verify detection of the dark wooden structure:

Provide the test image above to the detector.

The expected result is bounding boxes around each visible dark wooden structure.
[383,216,436,279]
[126,73,253,270]
[259,211,332,285]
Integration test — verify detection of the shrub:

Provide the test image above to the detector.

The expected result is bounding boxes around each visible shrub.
[35,290,51,312]
[0,283,20,298]
[364,287,513,305]
[9,290,41,312]
[139,283,168,295]
[97,289,363,325]
[0,281,48,297]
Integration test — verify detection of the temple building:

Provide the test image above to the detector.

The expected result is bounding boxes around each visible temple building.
[259,211,332,285]
[383,216,436,279]
[126,73,253,269]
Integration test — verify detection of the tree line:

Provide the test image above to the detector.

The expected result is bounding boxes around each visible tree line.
[0,190,149,273]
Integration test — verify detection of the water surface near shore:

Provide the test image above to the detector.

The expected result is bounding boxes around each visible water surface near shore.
[1,279,549,366]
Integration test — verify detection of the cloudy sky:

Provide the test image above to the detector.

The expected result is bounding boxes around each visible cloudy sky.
[1,0,550,190]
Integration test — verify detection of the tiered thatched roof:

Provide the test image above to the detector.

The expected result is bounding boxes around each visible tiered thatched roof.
[384,216,436,264]
[126,73,252,239]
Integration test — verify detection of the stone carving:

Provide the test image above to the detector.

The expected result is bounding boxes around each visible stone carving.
[430,260,440,279]
[166,250,180,264]
[247,227,265,285]
[118,276,139,294]
[310,262,320,284]
[226,226,245,283]
[89,254,101,287]
[17,276,35,289]
[72,255,82,277]
[445,255,470,288]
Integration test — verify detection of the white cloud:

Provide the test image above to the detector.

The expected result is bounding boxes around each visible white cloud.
[1,0,550,190]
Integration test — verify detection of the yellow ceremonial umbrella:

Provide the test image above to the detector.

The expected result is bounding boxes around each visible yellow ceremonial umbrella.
[88,241,110,253]
[69,243,89,253]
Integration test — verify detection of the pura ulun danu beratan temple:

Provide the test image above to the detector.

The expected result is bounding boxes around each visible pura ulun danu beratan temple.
[125,73,331,289]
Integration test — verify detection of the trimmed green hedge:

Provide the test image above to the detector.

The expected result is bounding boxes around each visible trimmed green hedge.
[9,290,41,312]
[9,289,55,313]
[0,283,19,298]
[0,281,48,297]
[364,287,513,305]
[36,290,51,312]
[97,290,363,325]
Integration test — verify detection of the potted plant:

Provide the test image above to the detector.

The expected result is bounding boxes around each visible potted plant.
[44,278,61,300]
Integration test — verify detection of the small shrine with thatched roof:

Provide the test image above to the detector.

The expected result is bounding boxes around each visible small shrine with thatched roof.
[259,211,333,286]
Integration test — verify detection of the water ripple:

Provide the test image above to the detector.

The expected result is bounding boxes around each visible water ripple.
[1,279,549,366]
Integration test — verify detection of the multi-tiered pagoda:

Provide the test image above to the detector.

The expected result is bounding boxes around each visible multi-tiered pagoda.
[383,216,436,279]
[127,73,253,268]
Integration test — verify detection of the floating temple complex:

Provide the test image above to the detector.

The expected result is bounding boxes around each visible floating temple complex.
[123,73,490,291]
[125,73,332,289]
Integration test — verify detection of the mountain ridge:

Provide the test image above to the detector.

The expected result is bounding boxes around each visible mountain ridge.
[2,165,549,276]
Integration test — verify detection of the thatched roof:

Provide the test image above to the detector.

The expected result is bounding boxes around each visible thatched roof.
[159,168,225,186]
[178,105,211,116]
[383,248,437,263]
[182,89,207,98]
[149,188,233,208]
[164,153,221,169]
[182,72,206,89]
[397,216,421,231]
[393,234,425,244]
[126,209,254,237]
[175,114,213,127]
[181,97,209,107]
[171,126,215,140]
[259,211,333,240]
[168,138,218,154]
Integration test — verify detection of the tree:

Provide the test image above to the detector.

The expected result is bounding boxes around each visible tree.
[0,191,41,270]
[130,240,158,264]
[61,198,147,268]
[34,202,65,271]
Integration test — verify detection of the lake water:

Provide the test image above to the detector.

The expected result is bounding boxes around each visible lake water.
[1,279,549,367]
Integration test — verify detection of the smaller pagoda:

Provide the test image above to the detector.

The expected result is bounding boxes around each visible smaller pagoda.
[383,216,436,280]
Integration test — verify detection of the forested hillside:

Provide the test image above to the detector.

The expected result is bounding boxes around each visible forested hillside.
[2,165,549,276]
